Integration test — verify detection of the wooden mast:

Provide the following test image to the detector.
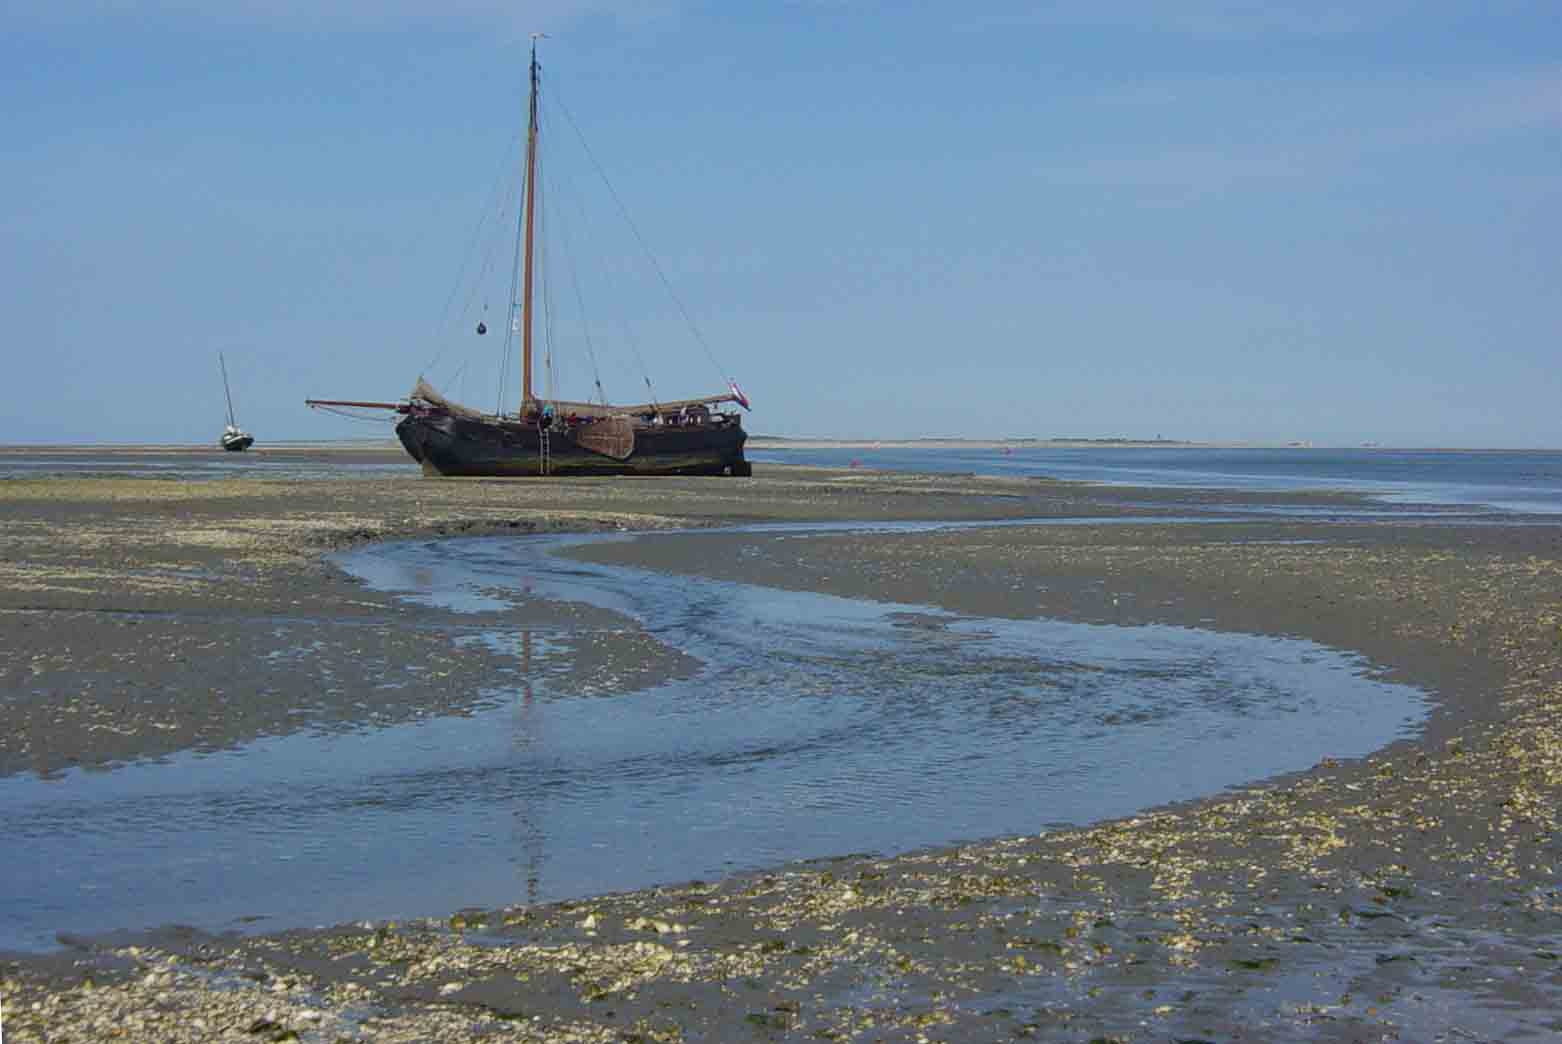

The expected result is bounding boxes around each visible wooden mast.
[521,36,541,409]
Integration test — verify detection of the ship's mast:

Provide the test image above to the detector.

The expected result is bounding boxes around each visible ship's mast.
[521,36,541,409]
[220,352,237,428]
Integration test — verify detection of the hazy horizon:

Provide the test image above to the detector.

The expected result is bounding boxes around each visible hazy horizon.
[6,437,1562,454]
[5,3,1558,447]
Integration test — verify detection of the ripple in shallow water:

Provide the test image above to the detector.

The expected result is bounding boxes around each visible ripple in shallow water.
[0,526,1425,951]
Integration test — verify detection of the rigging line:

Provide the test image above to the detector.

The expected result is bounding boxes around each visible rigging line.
[614,300,655,406]
[540,108,607,405]
[424,112,528,378]
[496,328,511,416]
[441,126,523,334]
[471,158,524,407]
[496,332,511,417]
[541,93,653,404]
[551,85,733,387]
[496,287,512,418]
[536,109,554,406]
[452,359,471,411]
[497,125,532,418]
[538,146,560,408]
[464,187,517,341]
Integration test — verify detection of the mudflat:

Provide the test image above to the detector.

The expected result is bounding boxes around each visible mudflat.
[3,448,1561,1042]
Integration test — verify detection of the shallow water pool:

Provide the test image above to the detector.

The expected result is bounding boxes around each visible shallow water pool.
[0,527,1426,951]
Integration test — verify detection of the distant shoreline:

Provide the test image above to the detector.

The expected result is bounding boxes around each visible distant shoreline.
[4,439,1559,454]
[756,437,1229,450]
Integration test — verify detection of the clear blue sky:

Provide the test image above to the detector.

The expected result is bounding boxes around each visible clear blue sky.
[4,2,1558,446]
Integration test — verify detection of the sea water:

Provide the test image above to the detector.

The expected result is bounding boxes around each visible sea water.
[0,525,1426,951]
[6,446,1562,515]
[749,445,1562,514]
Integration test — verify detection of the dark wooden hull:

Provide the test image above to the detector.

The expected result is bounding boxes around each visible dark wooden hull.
[395,410,749,477]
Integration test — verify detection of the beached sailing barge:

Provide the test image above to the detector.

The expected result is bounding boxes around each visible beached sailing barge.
[308,40,751,477]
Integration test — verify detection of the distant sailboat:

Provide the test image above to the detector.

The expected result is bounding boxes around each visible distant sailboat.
[218,353,254,452]
[307,38,751,477]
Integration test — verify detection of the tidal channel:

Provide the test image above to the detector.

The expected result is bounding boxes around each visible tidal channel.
[1,525,1426,951]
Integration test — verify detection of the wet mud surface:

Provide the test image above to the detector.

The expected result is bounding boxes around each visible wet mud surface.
[3,451,1562,1041]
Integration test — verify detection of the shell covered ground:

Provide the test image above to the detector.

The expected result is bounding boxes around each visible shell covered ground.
[3,454,1561,1042]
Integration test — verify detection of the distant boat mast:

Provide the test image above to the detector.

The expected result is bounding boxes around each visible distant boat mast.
[220,352,239,429]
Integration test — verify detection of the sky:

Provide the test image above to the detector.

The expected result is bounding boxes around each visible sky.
[3,1,1558,446]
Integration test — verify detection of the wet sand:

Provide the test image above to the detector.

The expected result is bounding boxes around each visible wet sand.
[3,452,1561,1042]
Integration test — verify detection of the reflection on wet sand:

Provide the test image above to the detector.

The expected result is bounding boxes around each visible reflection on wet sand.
[0,525,1427,951]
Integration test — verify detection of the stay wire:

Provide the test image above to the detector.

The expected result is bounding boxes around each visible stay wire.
[551,84,733,389]
[539,105,607,405]
[544,95,654,404]
[539,146,557,407]
[497,124,531,417]
[425,115,527,380]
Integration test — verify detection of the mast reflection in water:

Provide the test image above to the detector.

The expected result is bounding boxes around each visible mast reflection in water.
[0,525,1425,952]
